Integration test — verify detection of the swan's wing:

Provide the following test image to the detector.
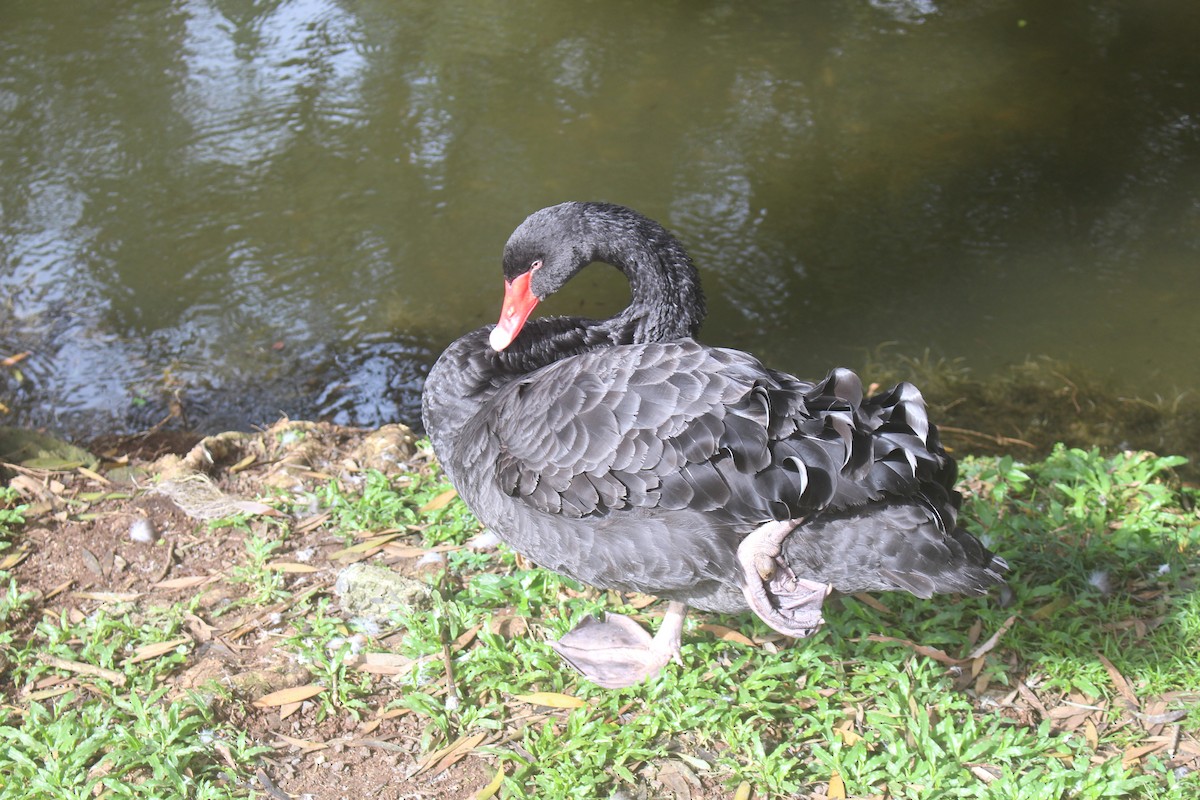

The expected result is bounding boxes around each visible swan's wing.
[461,339,954,523]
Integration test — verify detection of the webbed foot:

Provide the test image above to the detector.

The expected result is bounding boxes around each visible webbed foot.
[737,519,831,638]
[548,601,687,689]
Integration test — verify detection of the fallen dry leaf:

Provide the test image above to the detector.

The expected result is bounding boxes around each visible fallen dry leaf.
[1017,681,1050,719]
[968,764,999,784]
[293,512,332,534]
[274,733,328,753]
[968,615,1016,660]
[330,531,406,558]
[230,500,279,516]
[252,684,326,707]
[698,623,756,647]
[511,691,587,709]
[154,575,215,589]
[384,542,461,558]
[1097,653,1140,710]
[1135,708,1188,727]
[350,525,405,537]
[347,652,422,676]
[488,614,529,638]
[1123,740,1169,765]
[79,547,105,578]
[419,488,458,513]
[1084,718,1099,750]
[613,592,656,609]
[126,637,191,664]
[966,617,983,649]
[265,561,319,573]
[25,686,73,702]
[412,731,487,777]
[38,654,126,686]
[852,593,893,615]
[828,771,847,799]
[76,466,109,484]
[1048,699,1104,733]
[866,634,963,665]
[473,764,505,800]
[72,591,141,603]
[454,624,481,651]
[834,720,865,747]
[0,542,33,570]
[8,475,49,502]
[655,760,701,797]
[229,454,257,473]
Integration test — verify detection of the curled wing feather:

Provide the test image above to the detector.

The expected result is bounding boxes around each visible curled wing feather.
[464,340,955,527]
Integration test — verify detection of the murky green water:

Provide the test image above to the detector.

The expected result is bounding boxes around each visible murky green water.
[2,0,1199,438]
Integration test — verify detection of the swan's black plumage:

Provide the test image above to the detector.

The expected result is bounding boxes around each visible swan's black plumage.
[422,202,1006,679]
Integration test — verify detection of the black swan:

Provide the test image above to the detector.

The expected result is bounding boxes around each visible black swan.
[422,201,1007,688]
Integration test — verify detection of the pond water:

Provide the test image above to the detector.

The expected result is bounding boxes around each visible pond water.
[2,0,1199,439]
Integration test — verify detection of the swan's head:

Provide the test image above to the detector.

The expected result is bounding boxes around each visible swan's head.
[489,201,699,350]
[490,202,606,351]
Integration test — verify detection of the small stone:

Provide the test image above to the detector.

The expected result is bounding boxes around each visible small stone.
[334,563,433,624]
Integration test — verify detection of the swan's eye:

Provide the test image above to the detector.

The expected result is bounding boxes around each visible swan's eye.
[530,259,543,272]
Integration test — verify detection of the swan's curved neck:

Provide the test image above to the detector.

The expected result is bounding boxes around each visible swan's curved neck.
[584,210,706,346]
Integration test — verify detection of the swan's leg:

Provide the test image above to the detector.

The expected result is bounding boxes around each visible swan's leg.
[548,601,687,689]
[737,519,831,638]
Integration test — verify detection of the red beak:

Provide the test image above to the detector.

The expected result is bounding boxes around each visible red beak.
[489,271,540,351]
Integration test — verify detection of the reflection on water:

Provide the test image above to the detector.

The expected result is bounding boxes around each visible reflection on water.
[1,0,1199,442]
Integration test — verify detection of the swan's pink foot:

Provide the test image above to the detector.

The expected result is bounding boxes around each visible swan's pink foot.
[737,519,831,638]
[548,601,687,689]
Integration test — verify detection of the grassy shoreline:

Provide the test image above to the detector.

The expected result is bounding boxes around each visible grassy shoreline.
[1,429,1198,798]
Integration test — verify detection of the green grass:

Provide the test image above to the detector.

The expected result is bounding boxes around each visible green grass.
[281,594,377,720]
[373,445,1200,798]
[1,445,1198,798]
[224,529,289,607]
[2,690,264,800]
[0,603,268,799]
[316,466,478,546]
